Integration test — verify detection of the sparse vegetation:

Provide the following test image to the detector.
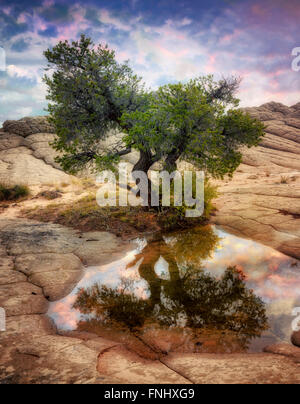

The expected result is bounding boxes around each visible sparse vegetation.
[280,176,289,184]
[22,180,218,237]
[0,184,30,202]
[36,190,62,200]
[158,179,218,231]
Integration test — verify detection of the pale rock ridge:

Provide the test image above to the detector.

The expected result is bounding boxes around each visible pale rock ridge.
[213,102,300,259]
[0,117,70,185]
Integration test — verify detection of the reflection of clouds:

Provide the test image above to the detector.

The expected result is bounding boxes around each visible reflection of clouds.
[267,298,297,317]
[49,226,300,342]
[48,249,148,330]
[204,229,299,306]
[154,256,170,280]
[48,295,78,329]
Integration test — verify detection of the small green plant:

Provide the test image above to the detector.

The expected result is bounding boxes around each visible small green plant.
[0,184,30,201]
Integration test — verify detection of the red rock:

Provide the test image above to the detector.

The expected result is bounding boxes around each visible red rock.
[291,331,300,348]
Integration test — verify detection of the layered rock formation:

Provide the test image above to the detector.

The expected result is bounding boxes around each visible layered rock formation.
[0,218,132,383]
[0,116,71,186]
[1,104,300,259]
[0,106,300,383]
[212,102,300,260]
[0,219,299,384]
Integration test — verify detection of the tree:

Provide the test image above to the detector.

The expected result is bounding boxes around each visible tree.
[44,35,148,173]
[44,35,265,182]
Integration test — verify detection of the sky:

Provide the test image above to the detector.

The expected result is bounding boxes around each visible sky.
[0,0,300,125]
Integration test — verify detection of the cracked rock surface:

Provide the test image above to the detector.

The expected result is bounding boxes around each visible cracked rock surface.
[212,102,300,259]
[0,218,132,384]
[0,218,299,384]
[1,108,300,383]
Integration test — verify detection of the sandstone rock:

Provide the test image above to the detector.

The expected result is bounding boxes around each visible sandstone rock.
[4,314,56,338]
[58,330,100,341]
[0,295,49,316]
[291,331,300,348]
[0,270,27,285]
[0,122,71,186]
[84,337,120,352]
[0,282,42,298]
[1,335,102,384]
[0,256,14,270]
[97,345,191,384]
[261,101,292,115]
[25,133,62,169]
[264,342,300,361]
[0,151,71,186]
[2,116,55,137]
[161,352,300,384]
[0,133,26,151]
[74,232,130,266]
[29,270,83,301]
[0,219,137,384]
[15,253,83,276]
[0,222,86,301]
[0,220,83,255]
[212,102,300,258]
[18,335,83,356]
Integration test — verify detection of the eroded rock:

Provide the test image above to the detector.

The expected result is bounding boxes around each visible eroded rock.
[97,345,191,384]
[15,253,83,276]
[74,232,132,266]
[3,116,55,137]
[212,102,300,258]
[0,220,83,255]
[161,351,300,384]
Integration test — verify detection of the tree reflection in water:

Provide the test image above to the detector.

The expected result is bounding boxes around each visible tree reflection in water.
[74,226,269,353]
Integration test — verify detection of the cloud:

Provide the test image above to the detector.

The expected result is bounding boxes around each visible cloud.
[0,0,300,122]
[11,38,30,52]
[6,64,36,79]
[0,10,29,41]
[38,24,58,37]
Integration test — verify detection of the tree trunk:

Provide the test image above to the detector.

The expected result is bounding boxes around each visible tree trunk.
[133,149,154,173]
[164,151,180,173]
[131,149,154,206]
[164,133,187,172]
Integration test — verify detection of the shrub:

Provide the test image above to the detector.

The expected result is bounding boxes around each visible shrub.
[0,184,30,201]
[158,179,218,231]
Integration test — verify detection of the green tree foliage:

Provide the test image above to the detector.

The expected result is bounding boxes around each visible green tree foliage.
[44,35,147,173]
[44,35,265,179]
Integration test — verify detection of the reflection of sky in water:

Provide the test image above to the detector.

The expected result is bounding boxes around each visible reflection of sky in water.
[48,226,300,347]
[49,248,150,330]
